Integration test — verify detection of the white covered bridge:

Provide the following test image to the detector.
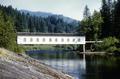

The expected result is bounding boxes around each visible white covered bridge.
[17,32,86,45]
[17,32,102,52]
[17,32,86,52]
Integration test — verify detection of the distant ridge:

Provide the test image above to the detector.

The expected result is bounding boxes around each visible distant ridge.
[20,10,79,24]
[20,10,53,17]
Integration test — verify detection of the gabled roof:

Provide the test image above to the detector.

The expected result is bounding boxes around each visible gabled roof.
[17,32,85,36]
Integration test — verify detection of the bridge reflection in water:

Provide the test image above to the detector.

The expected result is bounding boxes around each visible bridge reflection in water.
[26,50,86,79]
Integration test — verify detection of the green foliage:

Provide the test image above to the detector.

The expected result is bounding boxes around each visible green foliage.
[106,46,117,53]
[91,11,103,41]
[80,1,120,53]
[101,0,113,37]
[114,0,120,39]
[22,44,79,51]
[0,10,23,53]
[80,5,93,41]
[100,0,120,39]
[14,45,25,54]
[0,11,15,50]
[80,8,103,41]
[0,5,78,33]
[96,37,119,53]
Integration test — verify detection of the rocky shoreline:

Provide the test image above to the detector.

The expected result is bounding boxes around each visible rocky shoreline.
[0,48,73,79]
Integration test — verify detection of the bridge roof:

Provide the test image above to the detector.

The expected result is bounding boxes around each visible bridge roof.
[17,32,84,36]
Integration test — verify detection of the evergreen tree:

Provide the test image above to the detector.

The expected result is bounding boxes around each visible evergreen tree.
[0,4,78,33]
[0,11,16,51]
[83,5,91,19]
[114,0,120,39]
[80,5,92,40]
[91,11,103,41]
[100,0,115,38]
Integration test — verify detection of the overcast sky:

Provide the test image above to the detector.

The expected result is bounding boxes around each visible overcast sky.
[0,0,101,21]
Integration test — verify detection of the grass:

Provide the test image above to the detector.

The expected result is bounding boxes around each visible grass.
[23,45,57,51]
[22,44,79,51]
[0,48,26,62]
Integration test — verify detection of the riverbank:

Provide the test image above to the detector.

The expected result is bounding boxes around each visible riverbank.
[22,45,78,51]
[78,52,106,55]
[0,48,73,79]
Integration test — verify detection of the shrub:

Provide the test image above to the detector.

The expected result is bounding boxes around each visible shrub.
[95,37,119,53]
[0,11,23,53]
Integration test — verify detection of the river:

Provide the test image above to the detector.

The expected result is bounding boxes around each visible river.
[26,50,120,79]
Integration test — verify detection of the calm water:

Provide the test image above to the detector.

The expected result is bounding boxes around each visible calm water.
[26,50,120,79]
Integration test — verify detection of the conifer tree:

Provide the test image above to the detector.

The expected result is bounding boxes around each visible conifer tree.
[0,11,16,51]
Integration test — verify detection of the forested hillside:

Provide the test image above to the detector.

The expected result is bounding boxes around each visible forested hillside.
[0,0,120,53]
[20,10,79,24]
[0,5,79,33]
[79,0,120,52]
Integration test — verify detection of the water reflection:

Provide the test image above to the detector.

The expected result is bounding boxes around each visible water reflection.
[26,50,86,79]
[85,55,120,79]
[26,50,120,79]
[43,59,86,79]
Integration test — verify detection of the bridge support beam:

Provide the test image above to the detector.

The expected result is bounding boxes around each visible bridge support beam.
[83,44,85,53]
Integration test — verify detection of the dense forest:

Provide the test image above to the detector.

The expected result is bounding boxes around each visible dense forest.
[0,4,79,52]
[80,0,120,40]
[0,5,79,33]
[0,0,120,53]
[79,0,120,52]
